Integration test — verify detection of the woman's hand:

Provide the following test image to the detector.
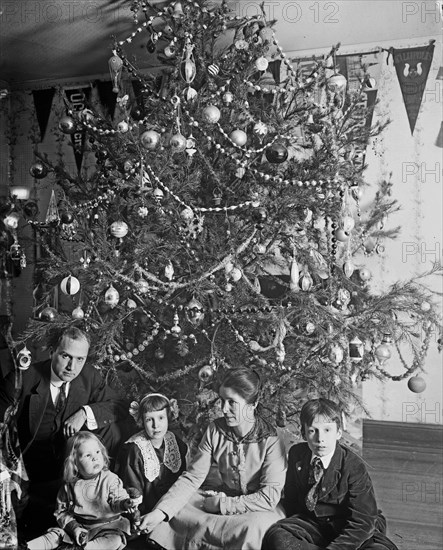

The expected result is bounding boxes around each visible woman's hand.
[138,509,166,533]
[203,491,226,514]
[73,527,88,546]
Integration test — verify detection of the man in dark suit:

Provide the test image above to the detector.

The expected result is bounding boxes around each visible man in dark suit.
[262,398,398,550]
[0,325,134,537]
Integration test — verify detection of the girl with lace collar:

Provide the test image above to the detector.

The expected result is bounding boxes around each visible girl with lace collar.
[117,393,187,522]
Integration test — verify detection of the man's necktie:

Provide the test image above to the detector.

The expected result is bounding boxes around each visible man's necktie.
[55,382,67,414]
[305,456,324,511]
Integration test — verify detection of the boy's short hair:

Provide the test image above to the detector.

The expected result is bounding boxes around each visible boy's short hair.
[300,398,342,438]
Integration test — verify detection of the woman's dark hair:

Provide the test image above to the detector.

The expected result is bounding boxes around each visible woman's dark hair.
[299,398,342,438]
[219,367,261,405]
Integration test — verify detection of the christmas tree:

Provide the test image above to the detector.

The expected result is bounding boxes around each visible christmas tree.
[9,0,442,442]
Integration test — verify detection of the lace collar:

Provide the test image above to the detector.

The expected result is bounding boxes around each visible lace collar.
[126,431,181,482]
[214,415,276,444]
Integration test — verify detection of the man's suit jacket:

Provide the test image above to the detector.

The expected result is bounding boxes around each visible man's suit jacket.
[0,349,128,453]
[282,442,398,550]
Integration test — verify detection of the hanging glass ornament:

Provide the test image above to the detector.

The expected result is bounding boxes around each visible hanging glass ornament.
[117,121,129,133]
[359,268,372,281]
[230,267,243,282]
[153,188,164,202]
[289,259,300,292]
[265,143,288,163]
[125,298,137,309]
[334,228,350,242]
[420,300,431,312]
[58,115,77,134]
[327,73,347,93]
[105,285,120,308]
[349,336,364,363]
[309,249,329,279]
[9,242,21,261]
[407,376,426,393]
[202,105,221,124]
[108,55,123,93]
[340,215,355,233]
[29,161,48,179]
[141,130,161,150]
[45,190,60,224]
[198,364,215,383]
[235,166,246,178]
[170,133,187,153]
[253,121,268,137]
[155,347,165,360]
[181,207,194,221]
[17,346,32,370]
[39,307,58,322]
[164,261,174,281]
[343,260,355,278]
[213,188,222,206]
[180,38,196,84]
[230,129,247,146]
[255,56,269,71]
[222,92,233,105]
[170,313,181,337]
[72,306,85,319]
[305,322,316,335]
[208,64,219,77]
[60,275,80,296]
[146,32,159,53]
[299,271,313,291]
[185,86,198,101]
[110,221,129,238]
[374,343,391,363]
[164,43,176,58]
[329,344,344,364]
[185,297,205,326]
[135,279,149,294]
[3,212,19,230]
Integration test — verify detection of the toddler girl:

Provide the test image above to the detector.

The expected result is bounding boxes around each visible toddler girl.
[27,431,135,550]
[118,393,187,517]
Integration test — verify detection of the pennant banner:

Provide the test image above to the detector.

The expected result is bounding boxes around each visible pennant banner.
[32,88,55,142]
[63,86,91,173]
[392,44,435,135]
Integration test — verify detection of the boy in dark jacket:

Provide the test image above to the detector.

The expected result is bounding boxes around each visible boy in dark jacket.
[262,398,398,550]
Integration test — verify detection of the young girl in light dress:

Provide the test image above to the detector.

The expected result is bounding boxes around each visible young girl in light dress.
[26,431,136,550]
[117,393,188,518]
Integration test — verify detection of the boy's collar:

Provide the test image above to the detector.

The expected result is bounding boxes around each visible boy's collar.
[310,446,336,469]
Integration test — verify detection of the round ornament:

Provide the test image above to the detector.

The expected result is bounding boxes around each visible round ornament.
[29,161,48,179]
[117,121,129,133]
[23,201,39,218]
[255,56,269,71]
[141,130,161,150]
[185,297,205,326]
[208,64,219,76]
[130,107,144,120]
[39,307,58,322]
[230,129,247,146]
[198,364,214,383]
[17,346,32,370]
[72,307,85,319]
[230,267,243,282]
[222,92,233,104]
[305,322,316,334]
[60,275,80,295]
[104,285,120,308]
[181,207,194,221]
[135,279,149,294]
[374,343,391,362]
[334,229,350,242]
[253,121,268,137]
[3,212,19,230]
[60,211,74,224]
[359,268,372,281]
[58,116,77,134]
[110,221,129,238]
[202,105,221,124]
[420,301,431,312]
[327,73,347,93]
[170,133,187,153]
[153,188,164,201]
[265,143,288,163]
[407,376,426,393]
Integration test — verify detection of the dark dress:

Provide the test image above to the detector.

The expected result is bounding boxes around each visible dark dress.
[118,430,187,515]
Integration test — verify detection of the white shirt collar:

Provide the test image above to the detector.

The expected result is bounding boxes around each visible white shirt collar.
[311,448,335,469]
[50,369,66,387]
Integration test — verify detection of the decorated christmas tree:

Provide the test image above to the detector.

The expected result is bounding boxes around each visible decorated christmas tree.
[7,0,442,442]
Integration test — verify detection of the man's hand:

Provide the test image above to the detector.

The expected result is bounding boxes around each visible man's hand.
[203,495,221,513]
[63,408,87,437]
[138,509,166,533]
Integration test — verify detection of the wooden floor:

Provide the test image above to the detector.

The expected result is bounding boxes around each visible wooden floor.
[363,420,443,550]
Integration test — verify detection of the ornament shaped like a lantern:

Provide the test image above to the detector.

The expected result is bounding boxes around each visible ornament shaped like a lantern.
[349,336,364,363]
[185,297,205,326]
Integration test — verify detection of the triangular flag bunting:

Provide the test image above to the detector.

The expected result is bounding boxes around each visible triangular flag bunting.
[63,86,92,173]
[32,88,55,142]
[436,122,443,148]
[392,43,435,135]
